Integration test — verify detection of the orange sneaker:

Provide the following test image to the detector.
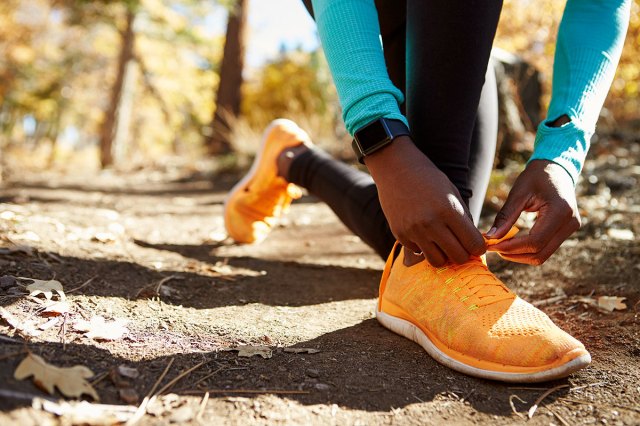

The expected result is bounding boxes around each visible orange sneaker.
[224,119,310,244]
[376,229,590,383]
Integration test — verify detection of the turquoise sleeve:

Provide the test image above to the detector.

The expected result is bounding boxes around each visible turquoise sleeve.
[310,0,408,135]
[529,0,631,184]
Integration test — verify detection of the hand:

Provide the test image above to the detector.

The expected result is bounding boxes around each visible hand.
[486,160,581,265]
[365,136,485,266]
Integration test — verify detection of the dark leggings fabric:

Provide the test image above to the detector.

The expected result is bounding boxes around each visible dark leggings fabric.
[293,0,502,259]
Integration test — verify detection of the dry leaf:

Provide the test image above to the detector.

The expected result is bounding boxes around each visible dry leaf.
[39,317,60,331]
[33,398,136,425]
[283,347,321,354]
[41,300,71,316]
[19,278,66,301]
[233,345,272,359]
[597,296,627,312]
[14,353,99,400]
[0,306,41,337]
[74,316,129,340]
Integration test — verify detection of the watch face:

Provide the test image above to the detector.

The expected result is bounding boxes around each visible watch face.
[355,120,391,153]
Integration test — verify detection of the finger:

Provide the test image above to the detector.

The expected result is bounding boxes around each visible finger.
[487,188,531,240]
[435,227,472,264]
[421,242,447,267]
[445,209,486,257]
[493,221,576,266]
[488,204,564,255]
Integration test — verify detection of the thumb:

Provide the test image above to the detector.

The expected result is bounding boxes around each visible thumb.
[486,190,527,239]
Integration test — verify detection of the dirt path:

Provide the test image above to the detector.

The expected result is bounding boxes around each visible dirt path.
[0,152,638,425]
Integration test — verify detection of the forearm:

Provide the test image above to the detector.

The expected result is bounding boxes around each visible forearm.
[529,0,631,184]
[311,0,407,135]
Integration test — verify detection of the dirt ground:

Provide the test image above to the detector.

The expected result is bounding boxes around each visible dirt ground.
[0,137,639,425]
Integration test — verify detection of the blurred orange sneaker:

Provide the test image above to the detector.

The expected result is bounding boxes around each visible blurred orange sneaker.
[376,228,591,383]
[224,119,310,244]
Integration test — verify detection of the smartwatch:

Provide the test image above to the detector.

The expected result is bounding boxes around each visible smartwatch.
[352,118,411,164]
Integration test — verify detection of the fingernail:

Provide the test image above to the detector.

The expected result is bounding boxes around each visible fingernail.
[486,227,497,237]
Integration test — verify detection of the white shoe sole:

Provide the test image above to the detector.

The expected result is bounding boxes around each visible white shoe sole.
[376,306,591,383]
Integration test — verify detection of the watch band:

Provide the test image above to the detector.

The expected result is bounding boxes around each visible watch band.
[352,118,411,164]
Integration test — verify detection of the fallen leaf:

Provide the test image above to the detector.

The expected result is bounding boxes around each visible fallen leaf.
[38,317,60,331]
[41,300,71,316]
[14,353,99,400]
[19,278,66,301]
[0,306,41,337]
[233,345,272,359]
[74,316,129,340]
[33,398,136,424]
[283,347,321,354]
[597,296,627,312]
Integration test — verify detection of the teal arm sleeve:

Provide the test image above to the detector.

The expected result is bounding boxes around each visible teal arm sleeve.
[311,0,408,135]
[529,0,631,184]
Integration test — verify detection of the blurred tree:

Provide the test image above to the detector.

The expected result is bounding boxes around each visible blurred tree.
[206,0,247,155]
[99,6,138,167]
[241,48,339,131]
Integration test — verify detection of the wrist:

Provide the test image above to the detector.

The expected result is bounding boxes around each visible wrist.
[364,136,434,181]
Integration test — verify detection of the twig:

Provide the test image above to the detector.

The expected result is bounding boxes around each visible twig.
[558,397,640,413]
[59,312,68,349]
[533,294,567,307]
[528,384,570,419]
[548,407,571,426]
[0,334,25,344]
[177,366,225,391]
[0,349,28,362]
[0,388,57,402]
[155,361,205,395]
[147,358,175,398]
[90,371,110,386]
[67,276,97,294]
[154,275,182,295]
[196,391,209,422]
[509,394,527,419]
[126,357,174,426]
[182,389,310,395]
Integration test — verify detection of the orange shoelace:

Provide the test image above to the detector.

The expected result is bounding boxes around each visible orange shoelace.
[437,259,514,308]
[435,225,520,309]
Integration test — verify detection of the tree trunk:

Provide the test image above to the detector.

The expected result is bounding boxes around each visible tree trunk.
[206,0,247,155]
[99,9,136,168]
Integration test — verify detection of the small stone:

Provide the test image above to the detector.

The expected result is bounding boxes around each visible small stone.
[119,388,139,404]
[0,275,16,289]
[305,368,320,378]
[315,383,330,391]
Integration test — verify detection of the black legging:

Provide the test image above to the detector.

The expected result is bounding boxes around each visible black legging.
[291,0,502,259]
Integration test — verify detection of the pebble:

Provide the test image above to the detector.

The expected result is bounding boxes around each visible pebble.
[306,368,320,378]
[0,275,16,289]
